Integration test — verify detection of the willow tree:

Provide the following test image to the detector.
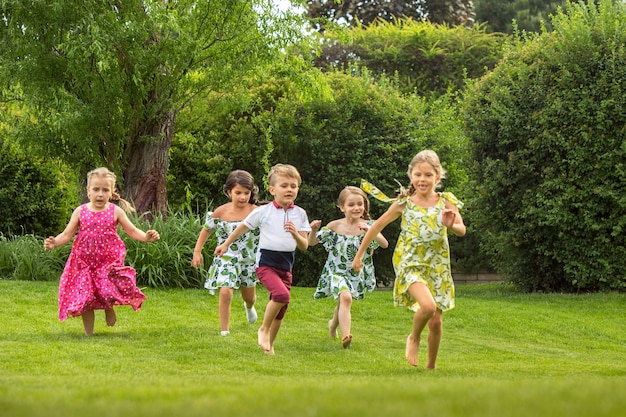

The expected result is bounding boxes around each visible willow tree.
[0,0,301,213]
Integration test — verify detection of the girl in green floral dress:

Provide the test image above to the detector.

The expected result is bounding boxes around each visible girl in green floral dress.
[353,150,466,368]
[192,170,260,336]
[308,186,388,349]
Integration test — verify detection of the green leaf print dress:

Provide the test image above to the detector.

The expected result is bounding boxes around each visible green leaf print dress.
[313,220,380,300]
[203,212,260,294]
[392,192,463,312]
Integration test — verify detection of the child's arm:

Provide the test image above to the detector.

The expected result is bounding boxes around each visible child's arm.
[359,222,389,249]
[115,206,160,242]
[44,206,81,250]
[214,222,250,257]
[352,203,403,272]
[284,221,309,251]
[307,220,322,246]
[192,227,212,269]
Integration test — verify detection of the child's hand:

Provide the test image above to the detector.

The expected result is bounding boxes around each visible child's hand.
[191,253,203,269]
[442,209,457,229]
[352,257,363,273]
[214,244,227,257]
[284,221,297,236]
[358,222,370,232]
[43,237,56,251]
[310,220,322,231]
[146,230,160,242]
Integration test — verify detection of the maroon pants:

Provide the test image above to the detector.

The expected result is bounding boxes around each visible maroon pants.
[256,266,292,320]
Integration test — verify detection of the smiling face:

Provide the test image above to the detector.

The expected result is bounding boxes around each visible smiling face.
[339,193,366,221]
[87,175,114,211]
[409,161,440,197]
[269,174,300,208]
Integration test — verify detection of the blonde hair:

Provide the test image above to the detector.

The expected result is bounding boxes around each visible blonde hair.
[404,150,447,196]
[86,167,135,213]
[337,186,371,220]
[267,163,302,186]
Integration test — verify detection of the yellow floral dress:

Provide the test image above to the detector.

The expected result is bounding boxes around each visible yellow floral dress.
[392,192,463,312]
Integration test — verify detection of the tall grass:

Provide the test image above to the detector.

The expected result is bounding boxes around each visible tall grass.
[0,211,212,288]
[0,281,625,417]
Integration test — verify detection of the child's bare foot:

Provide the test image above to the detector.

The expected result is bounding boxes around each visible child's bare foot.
[328,320,338,339]
[405,334,420,366]
[258,328,271,352]
[105,309,117,327]
[265,345,275,355]
[341,334,352,349]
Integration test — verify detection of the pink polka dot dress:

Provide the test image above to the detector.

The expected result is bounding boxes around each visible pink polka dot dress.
[58,203,146,321]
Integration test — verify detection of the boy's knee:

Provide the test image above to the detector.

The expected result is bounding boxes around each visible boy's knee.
[272,290,290,304]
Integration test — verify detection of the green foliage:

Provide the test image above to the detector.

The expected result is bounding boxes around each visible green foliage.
[170,66,474,286]
[0,0,304,210]
[313,18,507,96]
[0,137,78,237]
[121,211,207,289]
[0,234,69,281]
[306,0,474,28]
[462,0,626,291]
[474,0,566,34]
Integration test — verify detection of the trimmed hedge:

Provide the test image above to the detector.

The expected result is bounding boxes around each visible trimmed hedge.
[463,0,626,291]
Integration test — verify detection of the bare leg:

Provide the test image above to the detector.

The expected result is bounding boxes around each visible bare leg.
[426,310,443,369]
[241,286,257,324]
[328,304,339,339]
[405,283,437,367]
[338,291,353,348]
[240,286,256,309]
[265,318,283,355]
[337,291,352,338]
[81,310,95,336]
[219,287,234,333]
[104,308,117,327]
[258,300,285,352]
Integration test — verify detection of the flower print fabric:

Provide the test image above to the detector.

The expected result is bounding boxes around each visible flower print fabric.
[392,192,463,312]
[58,204,146,320]
[313,220,380,300]
[203,212,260,293]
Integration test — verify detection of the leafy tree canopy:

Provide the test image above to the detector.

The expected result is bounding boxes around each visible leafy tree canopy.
[0,0,303,213]
[306,0,474,30]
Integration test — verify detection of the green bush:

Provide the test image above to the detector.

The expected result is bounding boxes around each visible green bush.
[0,138,78,237]
[171,68,475,286]
[0,234,68,281]
[462,0,626,292]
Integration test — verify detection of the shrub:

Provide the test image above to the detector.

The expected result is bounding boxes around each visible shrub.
[0,139,78,237]
[462,0,626,291]
[171,68,475,286]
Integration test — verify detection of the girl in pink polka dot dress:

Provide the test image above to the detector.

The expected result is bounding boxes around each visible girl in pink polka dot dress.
[44,167,160,336]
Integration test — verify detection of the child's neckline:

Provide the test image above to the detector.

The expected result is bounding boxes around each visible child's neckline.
[85,203,111,213]
[409,192,441,208]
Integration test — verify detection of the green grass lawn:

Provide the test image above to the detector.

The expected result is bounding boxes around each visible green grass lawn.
[1,280,625,417]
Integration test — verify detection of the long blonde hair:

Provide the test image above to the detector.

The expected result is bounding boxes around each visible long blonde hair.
[87,167,134,213]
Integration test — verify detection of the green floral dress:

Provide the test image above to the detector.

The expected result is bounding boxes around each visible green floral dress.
[203,212,260,294]
[313,221,380,300]
[392,192,463,312]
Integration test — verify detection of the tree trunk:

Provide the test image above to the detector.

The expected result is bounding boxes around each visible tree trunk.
[122,109,176,215]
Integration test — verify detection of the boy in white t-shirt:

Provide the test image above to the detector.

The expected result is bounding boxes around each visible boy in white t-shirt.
[215,164,311,354]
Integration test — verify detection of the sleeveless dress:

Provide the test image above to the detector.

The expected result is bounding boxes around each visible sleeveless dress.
[392,192,463,312]
[203,212,260,293]
[58,204,146,321]
[313,220,380,300]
